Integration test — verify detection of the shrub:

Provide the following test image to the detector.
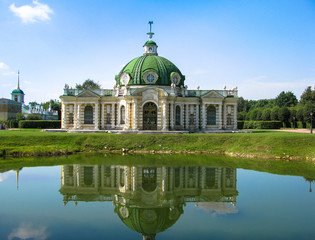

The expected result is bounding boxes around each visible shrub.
[239,121,282,129]
[19,120,61,129]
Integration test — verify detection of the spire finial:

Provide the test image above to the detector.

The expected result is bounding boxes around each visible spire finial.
[17,71,20,89]
[147,21,154,39]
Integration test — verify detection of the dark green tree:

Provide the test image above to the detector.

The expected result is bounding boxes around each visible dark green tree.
[271,106,280,120]
[16,113,25,121]
[76,79,101,90]
[278,107,290,122]
[300,86,315,105]
[237,111,247,120]
[261,108,271,121]
[275,91,298,107]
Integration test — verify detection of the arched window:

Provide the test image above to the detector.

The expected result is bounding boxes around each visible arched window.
[120,168,125,187]
[120,106,125,124]
[207,106,216,125]
[68,113,74,124]
[83,167,94,186]
[175,105,181,125]
[84,106,93,124]
[142,168,157,192]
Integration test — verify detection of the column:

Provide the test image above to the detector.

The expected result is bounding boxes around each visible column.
[77,104,81,129]
[195,104,199,130]
[218,103,222,129]
[94,102,99,130]
[202,104,206,130]
[101,103,105,129]
[162,101,167,130]
[73,103,77,129]
[180,105,184,126]
[125,167,130,191]
[161,167,166,192]
[233,103,237,129]
[132,166,137,191]
[133,101,138,130]
[61,103,66,128]
[117,104,121,128]
[111,103,115,129]
[223,104,227,129]
[125,102,130,130]
[185,104,189,130]
[170,103,174,130]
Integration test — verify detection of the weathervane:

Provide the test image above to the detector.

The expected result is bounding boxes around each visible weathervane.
[147,21,154,39]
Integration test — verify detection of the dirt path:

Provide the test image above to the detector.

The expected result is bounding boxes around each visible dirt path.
[274,129,313,133]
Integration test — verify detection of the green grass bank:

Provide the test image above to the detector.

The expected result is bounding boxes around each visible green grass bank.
[0,129,314,160]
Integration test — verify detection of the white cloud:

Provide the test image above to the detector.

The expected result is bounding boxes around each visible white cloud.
[8,223,48,240]
[0,62,9,70]
[198,202,238,215]
[10,1,53,24]
[0,62,16,77]
[0,172,9,182]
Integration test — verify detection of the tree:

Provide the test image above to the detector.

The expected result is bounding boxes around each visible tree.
[26,114,42,120]
[261,109,271,121]
[278,107,290,122]
[300,86,315,105]
[16,113,25,121]
[271,106,280,120]
[237,111,247,120]
[275,91,298,107]
[76,79,101,90]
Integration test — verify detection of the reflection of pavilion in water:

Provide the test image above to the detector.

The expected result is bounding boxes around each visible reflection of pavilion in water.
[60,165,238,240]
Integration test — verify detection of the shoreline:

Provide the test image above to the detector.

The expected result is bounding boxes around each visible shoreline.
[0,129,314,161]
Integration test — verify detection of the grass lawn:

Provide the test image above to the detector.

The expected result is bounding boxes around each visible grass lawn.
[0,129,314,160]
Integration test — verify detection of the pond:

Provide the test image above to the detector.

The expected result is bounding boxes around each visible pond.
[0,154,314,240]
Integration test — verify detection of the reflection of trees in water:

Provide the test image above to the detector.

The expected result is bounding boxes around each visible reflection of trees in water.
[304,177,314,192]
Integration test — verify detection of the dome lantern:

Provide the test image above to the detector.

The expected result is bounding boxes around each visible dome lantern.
[144,21,158,56]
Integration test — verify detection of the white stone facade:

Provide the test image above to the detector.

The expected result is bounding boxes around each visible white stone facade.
[60,85,238,131]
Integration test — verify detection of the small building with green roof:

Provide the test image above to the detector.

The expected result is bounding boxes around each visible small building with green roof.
[60,22,238,132]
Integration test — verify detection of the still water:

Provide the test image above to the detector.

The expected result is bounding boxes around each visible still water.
[0,154,314,240]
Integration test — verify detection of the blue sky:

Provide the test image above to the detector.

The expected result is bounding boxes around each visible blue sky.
[0,0,314,103]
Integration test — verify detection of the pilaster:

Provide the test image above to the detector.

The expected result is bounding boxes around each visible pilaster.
[202,104,206,130]
[162,101,167,130]
[111,103,115,129]
[94,102,99,130]
[233,103,238,129]
[195,104,199,130]
[185,104,189,129]
[61,103,66,128]
[133,101,138,130]
[218,103,222,129]
[170,103,174,130]
[73,103,77,129]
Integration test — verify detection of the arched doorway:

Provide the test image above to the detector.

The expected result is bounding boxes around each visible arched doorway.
[143,102,157,130]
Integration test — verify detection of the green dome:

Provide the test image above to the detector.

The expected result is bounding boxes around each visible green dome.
[143,40,157,46]
[115,206,183,236]
[11,88,24,95]
[115,55,185,86]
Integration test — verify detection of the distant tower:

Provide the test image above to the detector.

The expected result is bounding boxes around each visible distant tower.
[11,71,25,103]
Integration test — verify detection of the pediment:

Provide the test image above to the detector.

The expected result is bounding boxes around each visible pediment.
[202,90,224,99]
[77,89,100,98]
